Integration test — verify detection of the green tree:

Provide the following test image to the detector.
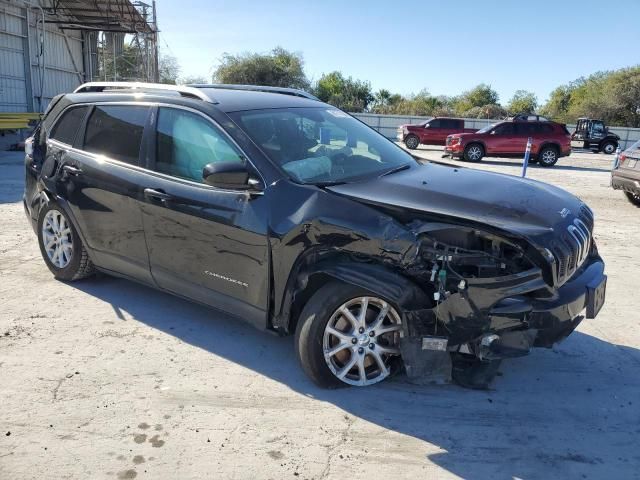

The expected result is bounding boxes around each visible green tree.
[213,47,309,89]
[507,90,538,114]
[540,84,576,121]
[314,71,373,112]
[453,84,500,114]
[159,53,180,84]
[540,67,640,127]
[178,75,209,85]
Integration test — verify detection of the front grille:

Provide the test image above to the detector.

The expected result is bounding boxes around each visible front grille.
[551,209,593,285]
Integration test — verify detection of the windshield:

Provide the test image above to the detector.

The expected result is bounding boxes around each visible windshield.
[477,123,497,134]
[230,107,415,184]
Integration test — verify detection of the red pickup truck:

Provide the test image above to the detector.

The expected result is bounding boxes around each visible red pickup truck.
[397,117,476,149]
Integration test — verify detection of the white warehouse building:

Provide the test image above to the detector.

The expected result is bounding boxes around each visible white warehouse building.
[0,0,158,114]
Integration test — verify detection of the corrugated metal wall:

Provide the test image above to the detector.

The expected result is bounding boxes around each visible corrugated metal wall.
[0,2,29,112]
[353,113,640,150]
[0,0,85,113]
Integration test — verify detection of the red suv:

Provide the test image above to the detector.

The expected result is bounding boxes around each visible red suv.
[397,117,476,149]
[444,120,572,167]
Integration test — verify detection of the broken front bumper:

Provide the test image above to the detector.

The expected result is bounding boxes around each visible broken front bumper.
[400,255,606,386]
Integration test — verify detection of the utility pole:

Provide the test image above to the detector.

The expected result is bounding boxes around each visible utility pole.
[152,0,159,82]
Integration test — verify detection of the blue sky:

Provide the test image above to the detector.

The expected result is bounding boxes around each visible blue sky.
[156,0,640,104]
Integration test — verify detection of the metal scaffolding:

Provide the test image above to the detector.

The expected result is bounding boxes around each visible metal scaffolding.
[42,0,159,83]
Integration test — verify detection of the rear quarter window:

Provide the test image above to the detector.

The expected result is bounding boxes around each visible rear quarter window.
[83,105,149,165]
[50,106,88,145]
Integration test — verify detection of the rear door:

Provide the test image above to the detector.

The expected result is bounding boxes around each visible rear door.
[52,103,154,283]
[513,123,536,153]
[140,105,270,329]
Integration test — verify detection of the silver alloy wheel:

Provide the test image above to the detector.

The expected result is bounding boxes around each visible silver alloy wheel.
[541,149,557,164]
[42,209,73,269]
[322,296,402,386]
[405,136,419,149]
[467,145,482,161]
[603,143,615,154]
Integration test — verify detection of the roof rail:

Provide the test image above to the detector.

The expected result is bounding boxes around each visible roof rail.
[189,83,320,101]
[73,82,216,103]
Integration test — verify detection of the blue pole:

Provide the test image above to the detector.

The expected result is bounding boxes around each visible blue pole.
[521,137,532,178]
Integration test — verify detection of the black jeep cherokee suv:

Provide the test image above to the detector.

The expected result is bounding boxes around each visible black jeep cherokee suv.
[24,82,607,388]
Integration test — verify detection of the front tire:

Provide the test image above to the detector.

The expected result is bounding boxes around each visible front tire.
[463,143,484,162]
[295,282,403,388]
[37,202,95,281]
[600,141,617,155]
[404,135,420,150]
[538,146,559,167]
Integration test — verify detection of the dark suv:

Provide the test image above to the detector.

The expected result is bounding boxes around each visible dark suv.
[24,82,606,389]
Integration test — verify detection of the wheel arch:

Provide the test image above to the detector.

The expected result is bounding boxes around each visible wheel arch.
[465,140,486,152]
[276,253,431,335]
[538,141,560,155]
[37,191,92,257]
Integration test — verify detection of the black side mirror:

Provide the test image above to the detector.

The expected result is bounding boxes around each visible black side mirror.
[202,162,262,192]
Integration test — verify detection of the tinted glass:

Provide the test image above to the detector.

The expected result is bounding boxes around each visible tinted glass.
[155,107,243,182]
[84,106,148,164]
[50,106,88,145]
[539,123,554,134]
[515,123,538,135]
[429,119,441,128]
[493,123,514,135]
[231,107,415,184]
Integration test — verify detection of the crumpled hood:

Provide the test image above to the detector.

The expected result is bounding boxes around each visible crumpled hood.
[327,162,586,240]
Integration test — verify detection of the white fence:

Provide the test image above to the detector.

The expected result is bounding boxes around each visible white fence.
[351,113,640,150]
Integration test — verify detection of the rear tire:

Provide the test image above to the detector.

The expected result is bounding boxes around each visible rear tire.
[295,282,402,388]
[538,146,559,167]
[625,191,640,206]
[600,141,617,155]
[404,135,419,150]
[37,202,95,281]
[463,143,484,162]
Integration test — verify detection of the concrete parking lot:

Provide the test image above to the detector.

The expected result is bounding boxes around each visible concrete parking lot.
[1,148,639,480]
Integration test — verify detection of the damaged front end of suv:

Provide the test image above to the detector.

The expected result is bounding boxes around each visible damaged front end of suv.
[398,218,604,388]
[274,163,607,389]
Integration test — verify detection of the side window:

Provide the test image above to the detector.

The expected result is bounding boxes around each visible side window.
[515,123,535,135]
[84,105,149,165]
[50,106,88,145]
[493,123,514,135]
[539,124,554,134]
[429,119,441,128]
[155,107,244,183]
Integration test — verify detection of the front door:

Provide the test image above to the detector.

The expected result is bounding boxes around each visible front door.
[140,106,270,328]
[487,122,516,154]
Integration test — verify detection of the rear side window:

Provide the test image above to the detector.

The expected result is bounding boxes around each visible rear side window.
[83,105,149,165]
[155,107,244,182]
[538,123,554,134]
[50,106,88,145]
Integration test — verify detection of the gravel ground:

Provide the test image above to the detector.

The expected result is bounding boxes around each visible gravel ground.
[1,148,639,480]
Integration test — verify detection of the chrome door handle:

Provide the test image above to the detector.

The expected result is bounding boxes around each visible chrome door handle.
[62,165,82,176]
[143,188,172,201]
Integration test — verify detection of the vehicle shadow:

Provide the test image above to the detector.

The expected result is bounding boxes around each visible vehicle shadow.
[69,276,640,479]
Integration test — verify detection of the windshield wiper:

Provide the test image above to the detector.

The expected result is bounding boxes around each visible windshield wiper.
[380,163,411,177]
[312,180,347,187]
